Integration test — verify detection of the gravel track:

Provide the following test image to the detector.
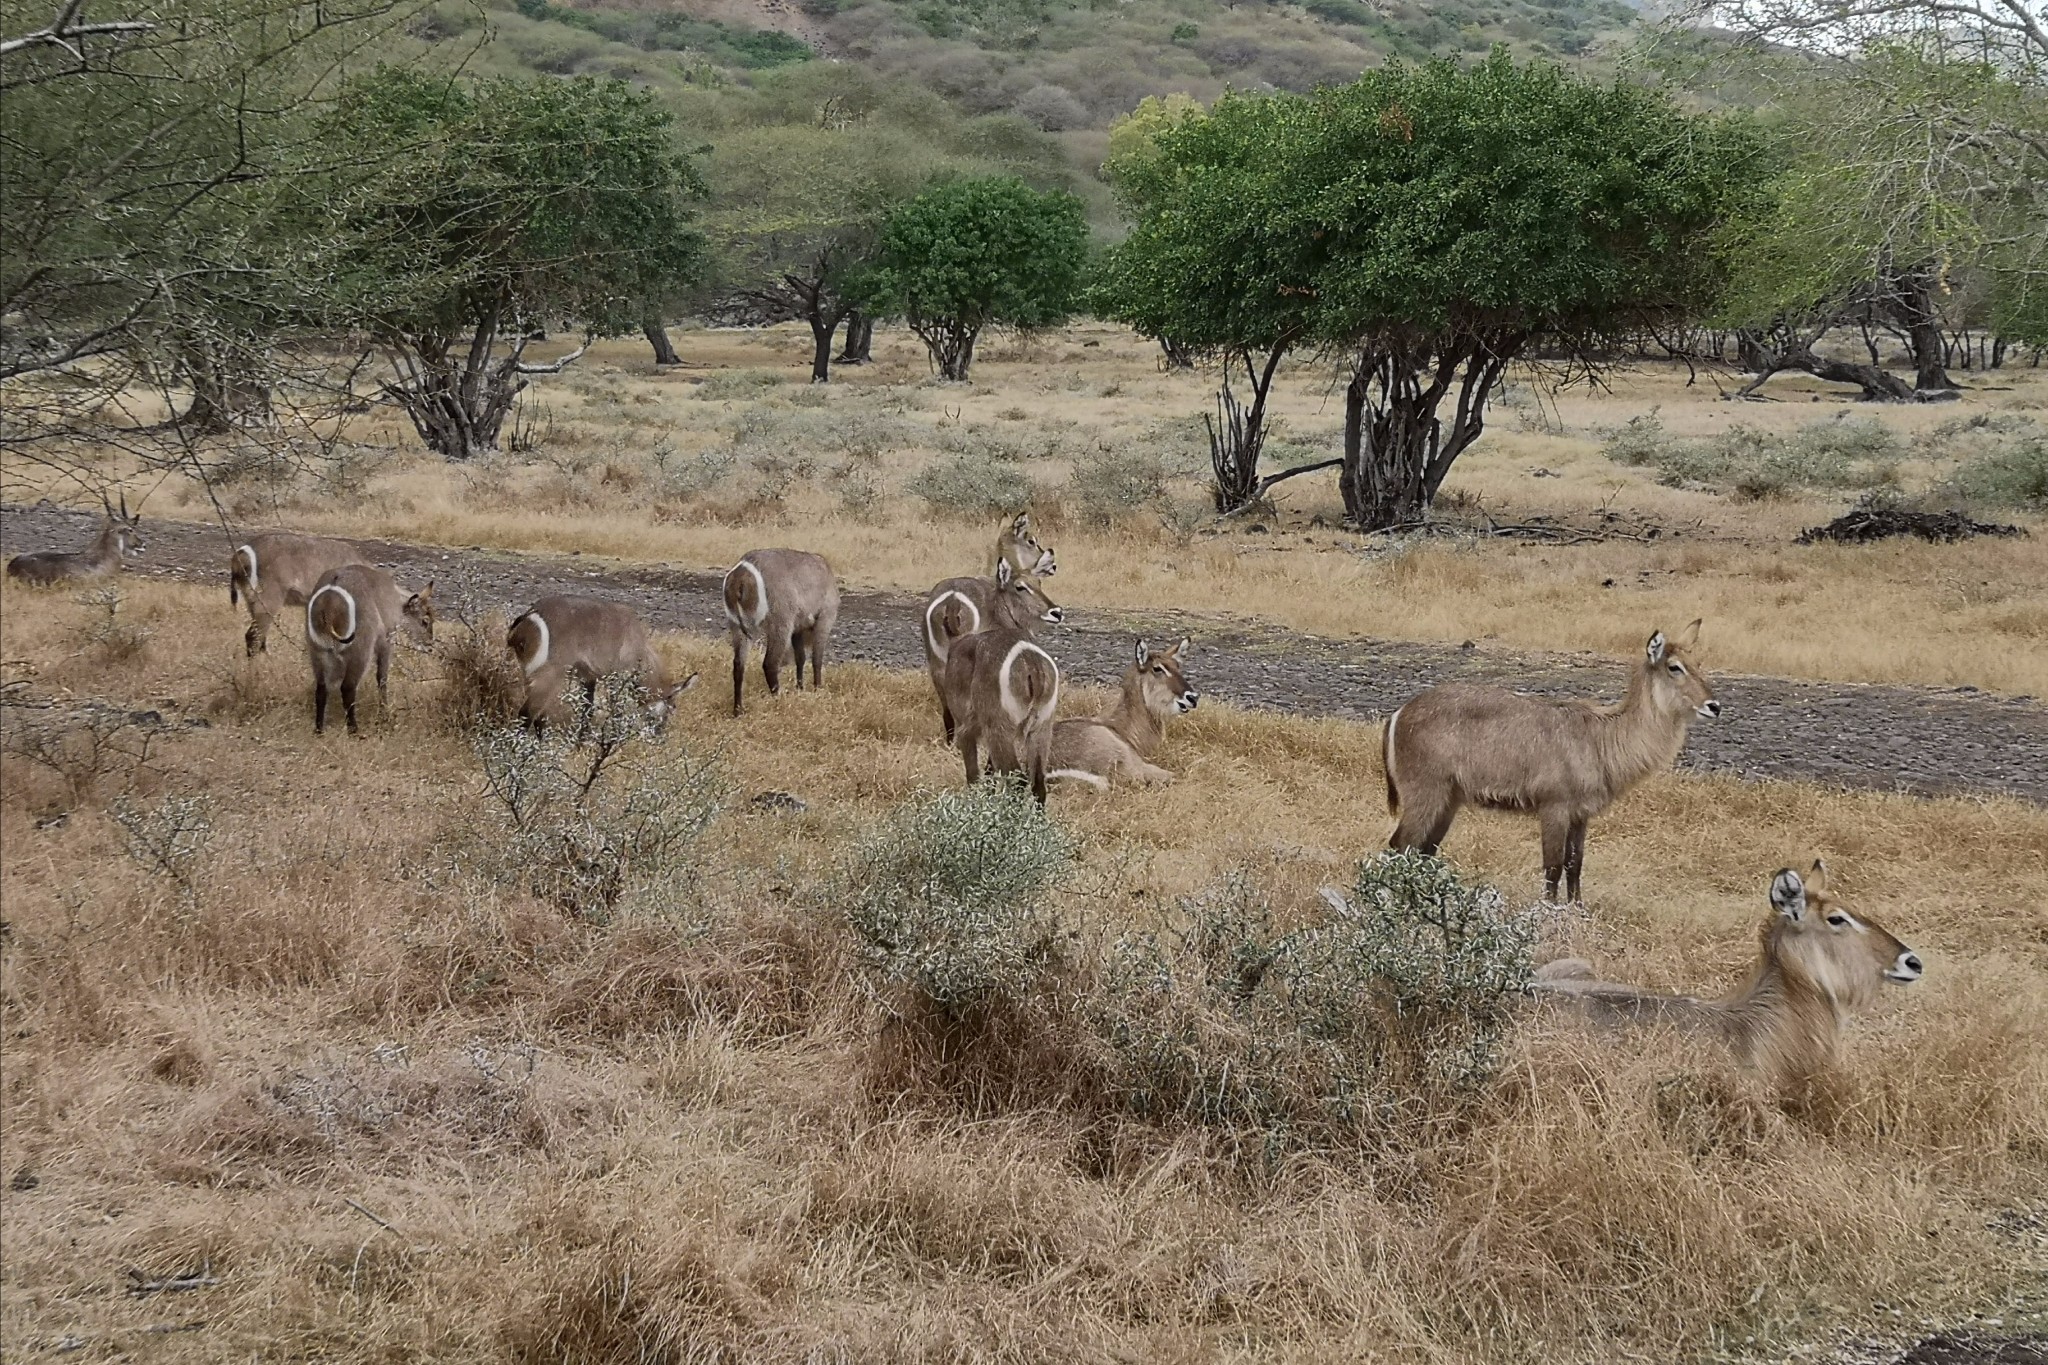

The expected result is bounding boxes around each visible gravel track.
[7,502,2044,805]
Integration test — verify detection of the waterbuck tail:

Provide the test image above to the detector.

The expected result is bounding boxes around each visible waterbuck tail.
[506,612,549,677]
[1382,707,1401,816]
[722,559,768,639]
[230,544,257,607]
[306,583,357,648]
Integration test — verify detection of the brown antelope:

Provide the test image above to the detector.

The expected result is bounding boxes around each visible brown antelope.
[506,594,698,730]
[1048,637,1198,789]
[305,565,435,734]
[922,559,1063,743]
[942,625,1061,805]
[721,549,839,716]
[6,496,142,585]
[1530,861,1923,1078]
[229,531,364,656]
[993,512,1057,579]
[1384,621,1720,902]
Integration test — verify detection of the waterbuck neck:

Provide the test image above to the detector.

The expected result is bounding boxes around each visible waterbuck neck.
[1103,668,1167,757]
[89,520,125,568]
[1588,659,1693,797]
[1715,954,1843,1074]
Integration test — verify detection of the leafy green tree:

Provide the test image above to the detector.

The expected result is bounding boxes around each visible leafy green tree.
[1101,55,1752,527]
[311,68,706,459]
[860,176,1087,381]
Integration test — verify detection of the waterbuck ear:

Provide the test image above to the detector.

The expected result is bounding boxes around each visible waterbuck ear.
[1675,618,1702,650]
[1011,513,1031,534]
[1174,636,1192,659]
[1805,858,1829,895]
[420,580,435,601]
[1134,638,1148,666]
[1645,631,1668,665]
[670,673,700,698]
[1770,868,1808,921]
[996,559,1015,587]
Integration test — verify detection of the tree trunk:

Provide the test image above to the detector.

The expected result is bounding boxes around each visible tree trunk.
[914,317,979,380]
[383,311,591,459]
[1339,333,1519,531]
[643,318,680,366]
[1736,329,1771,373]
[1206,340,1289,513]
[1737,346,1923,402]
[174,331,272,433]
[809,312,838,384]
[836,312,873,363]
[1890,265,1955,393]
[1158,335,1195,370]
[1992,336,2008,369]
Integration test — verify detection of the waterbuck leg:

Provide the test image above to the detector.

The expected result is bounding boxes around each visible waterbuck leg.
[809,626,825,689]
[1540,810,1571,901]
[762,635,786,697]
[959,722,982,785]
[245,616,266,658]
[729,633,747,717]
[314,678,329,733]
[790,631,807,691]
[1565,819,1588,904]
[375,638,393,713]
[341,676,361,736]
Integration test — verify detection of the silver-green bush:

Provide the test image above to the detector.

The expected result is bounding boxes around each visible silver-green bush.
[1600,410,1901,500]
[843,782,1076,1011]
[907,451,1040,519]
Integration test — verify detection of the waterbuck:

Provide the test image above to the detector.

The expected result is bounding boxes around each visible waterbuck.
[1530,861,1923,1078]
[229,531,364,656]
[506,594,698,730]
[942,625,1061,805]
[921,559,1063,743]
[993,512,1057,579]
[1384,621,1720,902]
[305,566,435,734]
[6,496,142,585]
[1048,637,1198,789]
[722,549,839,716]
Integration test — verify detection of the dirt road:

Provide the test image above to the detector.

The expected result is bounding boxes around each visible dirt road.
[7,502,2044,804]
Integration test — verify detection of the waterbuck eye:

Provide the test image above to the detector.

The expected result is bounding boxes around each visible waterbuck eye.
[1668,663,1685,675]
[1826,913,1850,927]
[1152,665,1166,675]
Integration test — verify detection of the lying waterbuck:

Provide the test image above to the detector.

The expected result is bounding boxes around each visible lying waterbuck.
[922,559,1063,742]
[993,512,1057,579]
[305,566,435,734]
[722,549,839,716]
[942,625,1061,805]
[1530,861,1923,1078]
[229,531,364,656]
[1384,621,1719,901]
[506,594,698,730]
[1048,637,1198,789]
[6,496,143,585]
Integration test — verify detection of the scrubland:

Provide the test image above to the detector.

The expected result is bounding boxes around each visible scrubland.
[1,565,2044,1361]
[4,327,2047,1360]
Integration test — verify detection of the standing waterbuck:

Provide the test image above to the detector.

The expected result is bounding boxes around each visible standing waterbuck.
[229,531,364,656]
[992,512,1057,579]
[922,559,1063,742]
[305,566,435,734]
[1531,861,1922,1078]
[1383,621,1719,901]
[507,594,698,730]
[1048,638,1198,789]
[6,496,142,585]
[942,625,1061,805]
[722,549,839,716]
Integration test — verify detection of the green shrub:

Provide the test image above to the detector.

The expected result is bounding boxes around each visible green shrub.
[463,679,728,922]
[1600,411,1900,500]
[908,451,1040,519]
[1939,428,2048,511]
[694,368,788,401]
[1093,854,1536,1149]
[1066,444,1173,525]
[842,783,1076,1011]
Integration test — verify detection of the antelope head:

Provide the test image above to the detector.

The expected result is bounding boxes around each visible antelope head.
[1645,619,1718,720]
[1766,860,1923,1011]
[995,558,1063,625]
[1136,637,1198,717]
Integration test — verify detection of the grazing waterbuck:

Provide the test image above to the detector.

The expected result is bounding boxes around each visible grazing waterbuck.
[942,625,1061,805]
[6,497,142,585]
[1048,637,1198,789]
[506,594,698,730]
[993,512,1057,579]
[1384,621,1719,901]
[229,531,364,656]
[921,559,1063,742]
[722,549,839,716]
[304,566,435,734]
[1531,861,1923,1078]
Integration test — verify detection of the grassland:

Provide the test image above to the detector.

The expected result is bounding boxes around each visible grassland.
[3,330,2046,1360]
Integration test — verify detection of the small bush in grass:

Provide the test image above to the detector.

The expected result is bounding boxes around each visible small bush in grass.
[1094,854,1536,1151]
[843,782,1075,1011]
[1066,444,1174,526]
[1601,411,1899,499]
[463,678,729,922]
[908,451,1040,520]
[1938,427,2048,511]
[110,793,214,904]
[693,369,787,401]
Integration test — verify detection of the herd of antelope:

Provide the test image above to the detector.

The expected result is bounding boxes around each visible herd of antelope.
[5,502,1927,1079]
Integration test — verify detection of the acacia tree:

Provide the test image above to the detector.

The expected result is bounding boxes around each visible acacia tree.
[860,176,1087,381]
[314,68,706,458]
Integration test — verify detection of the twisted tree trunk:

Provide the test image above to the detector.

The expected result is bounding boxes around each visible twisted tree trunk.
[1339,330,1522,531]
[836,312,873,364]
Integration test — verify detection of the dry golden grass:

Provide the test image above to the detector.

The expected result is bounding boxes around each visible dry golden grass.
[8,324,2046,694]
[3,577,2043,1362]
